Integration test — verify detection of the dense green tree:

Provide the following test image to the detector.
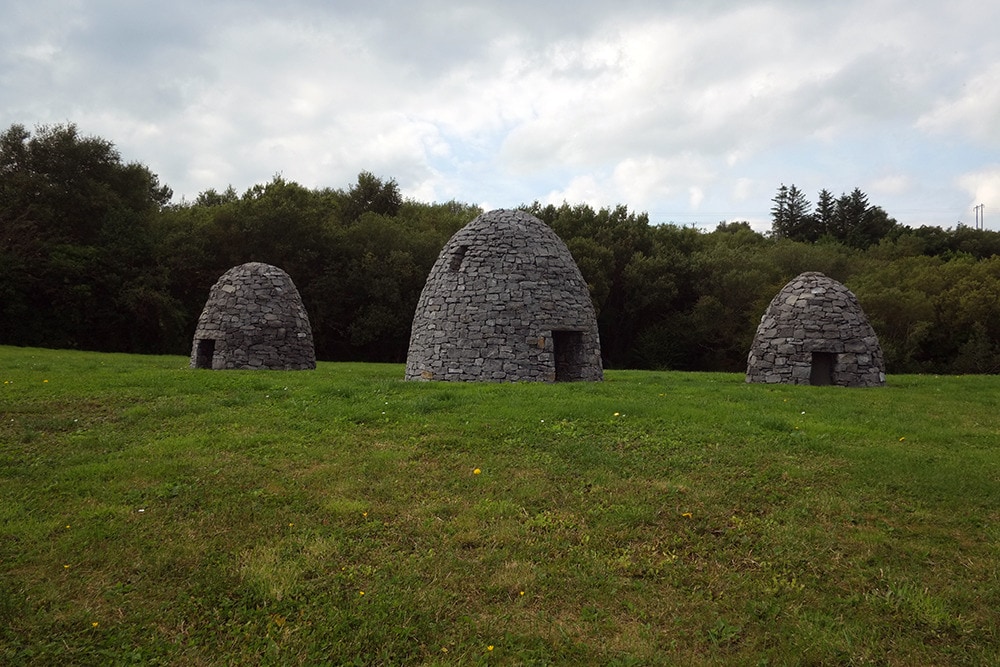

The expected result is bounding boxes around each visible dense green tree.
[898,224,1000,259]
[829,188,899,249]
[852,255,1000,373]
[340,171,402,223]
[770,185,897,249]
[829,188,868,242]
[848,205,898,250]
[0,123,179,351]
[194,186,238,207]
[814,188,836,237]
[770,184,816,242]
[952,322,1000,374]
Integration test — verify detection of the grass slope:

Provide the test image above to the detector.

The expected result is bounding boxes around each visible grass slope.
[1,346,998,666]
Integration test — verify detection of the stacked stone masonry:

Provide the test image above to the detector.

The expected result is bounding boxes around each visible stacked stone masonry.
[406,209,603,382]
[190,262,315,370]
[746,271,885,387]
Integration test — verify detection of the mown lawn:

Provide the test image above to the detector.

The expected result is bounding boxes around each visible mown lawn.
[1,346,998,665]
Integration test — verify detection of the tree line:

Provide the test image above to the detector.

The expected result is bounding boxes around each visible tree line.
[3,123,999,374]
[770,184,899,249]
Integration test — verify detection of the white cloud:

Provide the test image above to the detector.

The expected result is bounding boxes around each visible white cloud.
[917,62,1000,144]
[688,187,705,209]
[732,178,756,202]
[958,167,1000,222]
[543,174,606,208]
[870,174,912,197]
[2,0,1000,225]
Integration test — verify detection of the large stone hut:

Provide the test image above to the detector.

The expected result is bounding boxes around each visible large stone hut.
[190,262,315,370]
[405,209,603,382]
[746,272,885,386]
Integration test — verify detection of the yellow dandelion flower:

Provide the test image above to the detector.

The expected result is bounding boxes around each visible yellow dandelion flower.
[64,564,70,569]
[473,468,481,475]
[487,645,494,651]
[899,437,905,442]
[613,412,620,416]
[92,622,99,628]
[682,512,693,518]
[43,379,49,383]
[519,591,525,596]
[359,591,365,596]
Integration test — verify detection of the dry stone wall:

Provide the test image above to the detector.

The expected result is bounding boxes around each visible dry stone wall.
[190,262,315,370]
[405,209,603,382]
[746,271,885,387]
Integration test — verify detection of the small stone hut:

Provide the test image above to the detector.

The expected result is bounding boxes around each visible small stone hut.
[190,262,315,370]
[746,271,885,386]
[405,209,603,382]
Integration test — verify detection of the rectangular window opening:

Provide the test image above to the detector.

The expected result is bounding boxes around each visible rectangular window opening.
[449,245,469,272]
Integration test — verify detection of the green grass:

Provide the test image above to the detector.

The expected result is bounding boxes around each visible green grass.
[2,346,998,666]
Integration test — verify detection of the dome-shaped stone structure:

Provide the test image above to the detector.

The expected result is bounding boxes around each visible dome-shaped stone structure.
[190,262,315,370]
[746,272,884,386]
[405,209,603,382]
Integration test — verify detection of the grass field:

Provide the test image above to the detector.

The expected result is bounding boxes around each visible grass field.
[1,345,998,666]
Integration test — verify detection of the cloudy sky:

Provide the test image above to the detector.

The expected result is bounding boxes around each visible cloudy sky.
[3,0,999,230]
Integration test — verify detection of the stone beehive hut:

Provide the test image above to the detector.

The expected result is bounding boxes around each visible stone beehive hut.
[405,209,603,382]
[746,271,885,387]
[190,262,315,370]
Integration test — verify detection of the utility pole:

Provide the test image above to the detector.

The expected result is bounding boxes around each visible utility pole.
[974,203,985,230]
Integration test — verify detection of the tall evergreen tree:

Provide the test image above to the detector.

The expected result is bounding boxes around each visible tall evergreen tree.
[770,184,789,235]
[770,184,814,241]
[815,189,836,238]
[827,188,895,248]
[833,188,870,241]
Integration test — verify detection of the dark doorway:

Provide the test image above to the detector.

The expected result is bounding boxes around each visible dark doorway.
[810,352,836,386]
[553,331,585,381]
[195,339,216,369]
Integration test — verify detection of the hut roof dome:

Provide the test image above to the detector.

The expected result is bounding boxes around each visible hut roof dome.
[746,271,885,387]
[405,209,602,382]
[190,262,315,370]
